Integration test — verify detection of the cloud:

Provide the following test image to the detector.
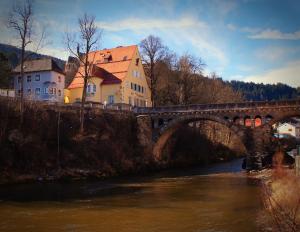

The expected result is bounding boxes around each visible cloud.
[96,17,207,32]
[243,60,300,87]
[255,46,300,62]
[227,23,236,31]
[248,28,300,40]
[96,16,228,72]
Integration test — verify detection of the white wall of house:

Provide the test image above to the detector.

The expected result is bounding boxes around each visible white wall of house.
[14,71,65,102]
[276,122,300,138]
[0,89,15,97]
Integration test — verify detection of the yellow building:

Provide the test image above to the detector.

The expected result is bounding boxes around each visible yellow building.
[66,45,152,107]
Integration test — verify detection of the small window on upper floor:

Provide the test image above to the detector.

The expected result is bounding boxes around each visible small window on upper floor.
[35,74,40,81]
[27,76,31,82]
[58,76,61,83]
[58,90,61,96]
[136,58,139,66]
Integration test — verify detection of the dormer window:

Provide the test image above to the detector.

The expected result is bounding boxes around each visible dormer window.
[136,58,139,66]
[103,53,112,63]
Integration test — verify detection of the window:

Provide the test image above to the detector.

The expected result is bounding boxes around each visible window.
[131,83,133,90]
[134,84,137,91]
[108,95,114,104]
[44,88,49,94]
[136,58,139,66]
[141,86,144,93]
[49,88,53,95]
[58,90,61,96]
[27,89,31,94]
[18,76,21,83]
[35,88,40,95]
[27,76,31,82]
[58,76,61,83]
[86,83,96,94]
[133,70,138,77]
[35,75,40,81]
[138,85,141,92]
[54,88,56,95]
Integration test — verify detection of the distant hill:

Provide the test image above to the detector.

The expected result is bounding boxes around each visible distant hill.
[228,80,299,101]
[0,43,66,70]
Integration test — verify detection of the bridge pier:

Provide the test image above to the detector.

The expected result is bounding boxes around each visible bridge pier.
[244,125,273,170]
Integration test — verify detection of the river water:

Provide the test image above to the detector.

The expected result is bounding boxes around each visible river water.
[0,159,261,232]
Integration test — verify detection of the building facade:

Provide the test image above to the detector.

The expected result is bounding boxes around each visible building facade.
[13,58,65,102]
[275,122,300,139]
[66,45,152,107]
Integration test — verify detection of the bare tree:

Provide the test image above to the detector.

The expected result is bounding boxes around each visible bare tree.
[175,54,205,105]
[8,0,45,122]
[66,13,101,133]
[139,35,166,107]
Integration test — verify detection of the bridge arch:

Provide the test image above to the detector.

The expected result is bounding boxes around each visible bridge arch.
[153,114,245,160]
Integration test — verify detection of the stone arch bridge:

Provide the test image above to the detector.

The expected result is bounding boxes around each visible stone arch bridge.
[135,99,300,170]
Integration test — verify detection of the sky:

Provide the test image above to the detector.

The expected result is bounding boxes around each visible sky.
[0,0,300,87]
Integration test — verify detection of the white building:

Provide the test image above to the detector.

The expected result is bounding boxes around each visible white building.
[13,58,65,102]
[275,121,300,139]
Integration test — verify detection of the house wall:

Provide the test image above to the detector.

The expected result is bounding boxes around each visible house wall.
[101,84,121,104]
[122,48,152,107]
[14,71,65,102]
[0,89,15,97]
[66,77,122,104]
[277,123,296,137]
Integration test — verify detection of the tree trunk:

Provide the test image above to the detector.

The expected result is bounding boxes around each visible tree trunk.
[19,41,25,125]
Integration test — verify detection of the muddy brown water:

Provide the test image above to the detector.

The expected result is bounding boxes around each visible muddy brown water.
[0,159,261,232]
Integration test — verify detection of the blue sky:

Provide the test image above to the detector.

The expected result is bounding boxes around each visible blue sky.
[1,0,300,87]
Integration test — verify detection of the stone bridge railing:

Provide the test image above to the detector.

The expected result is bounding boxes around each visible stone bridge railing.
[134,99,300,114]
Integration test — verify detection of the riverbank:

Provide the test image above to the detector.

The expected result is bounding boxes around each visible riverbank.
[0,99,243,185]
[248,163,300,231]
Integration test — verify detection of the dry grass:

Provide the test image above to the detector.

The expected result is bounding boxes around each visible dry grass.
[259,151,300,232]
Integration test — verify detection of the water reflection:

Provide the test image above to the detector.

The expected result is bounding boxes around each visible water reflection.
[0,159,261,232]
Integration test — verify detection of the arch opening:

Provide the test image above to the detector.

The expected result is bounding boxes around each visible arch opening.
[153,116,247,165]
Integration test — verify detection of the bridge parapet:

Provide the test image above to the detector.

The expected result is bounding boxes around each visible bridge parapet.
[135,99,300,115]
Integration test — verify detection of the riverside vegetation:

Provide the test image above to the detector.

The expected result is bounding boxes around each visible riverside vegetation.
[0,98,244,184]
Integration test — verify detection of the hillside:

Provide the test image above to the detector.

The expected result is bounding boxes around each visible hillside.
[228,80,299,101]
[0,43,65,70]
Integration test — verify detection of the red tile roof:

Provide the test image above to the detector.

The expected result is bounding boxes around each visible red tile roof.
[68,45,137,89]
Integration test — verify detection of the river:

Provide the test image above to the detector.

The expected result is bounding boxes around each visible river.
[0,159,261,232]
